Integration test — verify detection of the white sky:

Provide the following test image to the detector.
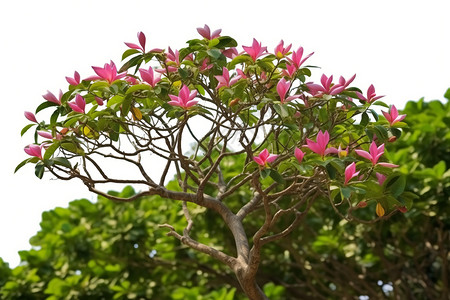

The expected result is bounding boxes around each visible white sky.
[1,0,449,267]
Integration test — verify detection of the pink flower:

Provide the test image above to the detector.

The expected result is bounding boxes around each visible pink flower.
[42,90,63,105]
[196,24,221,40]
[253,149,278,166]
[24,144,43,160]
[38,131,62,140]
[95,97,104,106]
[168,85,198,109]
[274,40,292,59]
[243,38,267,61]
[376,172,387,185]
[199,58,214,72]
[294,147,305,164]
[355,141,399,167]
[344,162,360,185]
[355,84,384,103]
[139,66,161,87]
[125,31,146,52]
[337,74,356,90]
[68,94,86,113]
[215,67,242,90]
[306,74,344,97]
[382,105,406,126]
[276,78,300,103]
[281,63,297,78]
[24,111,38,123]
[306,130,335,158]
[222,47,239,59]
[85,61,127,84]
[288,46,314,69]
[66,71,80,86]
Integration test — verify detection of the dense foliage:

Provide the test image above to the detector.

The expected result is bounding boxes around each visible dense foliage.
[13,26,417,298]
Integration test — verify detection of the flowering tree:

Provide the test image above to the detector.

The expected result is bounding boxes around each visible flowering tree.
[17,25,414,299]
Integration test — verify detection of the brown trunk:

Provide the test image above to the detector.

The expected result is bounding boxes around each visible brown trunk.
[234,264,269,300]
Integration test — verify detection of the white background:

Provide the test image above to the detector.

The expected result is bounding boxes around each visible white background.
[1,0,449,267]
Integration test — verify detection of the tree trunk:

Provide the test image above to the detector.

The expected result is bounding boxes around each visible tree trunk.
[234,265,269,300]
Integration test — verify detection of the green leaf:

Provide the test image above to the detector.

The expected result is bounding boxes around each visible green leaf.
[14,157,39,173]
[273,104,290,118]
[107,95,124,109]
[35,101,58,114]
[50,109,60,126]
[340,186,352,199]
[260,168,271,179]
[122,49,140,60]
[35,163,45,179]
[385,174,406,197]
[125,83,151,94]
[373,100,389,108]
[215,36,238,48]
[360,112,369,127]
[207,49,224,60]
[43,142,60,160]
[444,87,450,100]
[21,124,36,136]
[53,157,71,169]
[269,169,285,184]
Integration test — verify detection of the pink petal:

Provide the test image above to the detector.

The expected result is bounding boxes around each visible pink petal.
[253,157,264,166]
[378,162,399,168]
[266,154,278,164]
[294,147,305,163]
[24,111,38,123]
[355,149,372,161]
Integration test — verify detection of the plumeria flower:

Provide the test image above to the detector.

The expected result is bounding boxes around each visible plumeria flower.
[294,147,305,164]
[68,94,86,113]
[42,90,63,105]
[196,24,222,40]
[66,71,81,86]
[355,141,399,167]
[276,78,300,103]
[288,46,314,69]
[305,130,335,158]
[306,74,344,98]
[139,66,161,87]
[24,144,44,160]
[355,84,384,103]
[38,131,62,140]
[344,162,360,185]
[215,67,242,90]
[243,38,267,61]
[253,149,278,167]
[382,105,406,126]
[24,111,38,123]
[274,40,292,59]
[168,85,198,109]
[85,61,127,84]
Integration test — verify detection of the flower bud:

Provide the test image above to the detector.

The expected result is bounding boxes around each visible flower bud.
[388,136,397,143]
[397,206,407,213]
[357,201,367,208]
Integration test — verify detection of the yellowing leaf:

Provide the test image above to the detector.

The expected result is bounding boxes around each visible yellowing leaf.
[376,202,385,217]
[131,107,143,121]
[83,125,99,139]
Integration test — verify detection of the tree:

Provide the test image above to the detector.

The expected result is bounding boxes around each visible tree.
[16,25,412,299]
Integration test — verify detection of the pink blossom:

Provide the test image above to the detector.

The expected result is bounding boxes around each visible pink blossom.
[253,149,278,166]
[168,85,198,109]
[305,130,335,158]
[222,47,239,59]
[276,78,300,103]
[382,105,406,126]
[196,24,221,40]
[274,40,292,59]
[199,58,214,72]
[355,141,399,167]
[281,63,297,78]
[86,61,127,84]
[215,67,242,90]
[139,66,161,87]
[124,76,139,85]
[125,31,146,52]
[337,74,356,90]
[66,71,80,86]
[24,111,38,123]
[288,46,314,69]
[38,131,62,140]
[376,172,387,185]
[24,144,43,160]
[294,147,305,164]
[68,94,86,113]
[242,38,267,61]
[355,84,384,103]
[42,90,63,105]
[306,74,344,97]
[344,162,360,185]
